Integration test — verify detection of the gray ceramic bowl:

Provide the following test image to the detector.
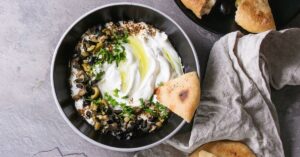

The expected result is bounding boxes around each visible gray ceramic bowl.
[51,2,200,152]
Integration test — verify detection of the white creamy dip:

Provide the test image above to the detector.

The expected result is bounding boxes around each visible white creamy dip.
[96,22,183,107]
[71,22,183,110]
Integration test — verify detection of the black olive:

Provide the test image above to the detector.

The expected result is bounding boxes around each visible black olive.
[148,116,157,122]
[113,115,120,123]
[106,108,113,115]
[108,115,114,121]
[114,110,122,115]
[75,78,84,83]
[89,80,98,86]
[107,119,113,124]
[137,119,143,125]
[141,124,150,132]
[76,83,84,88]
[85,110,92,119]
[83,100,90,107]
[85,86,93,95]
[87,56,96,65]
[72,63,81,69]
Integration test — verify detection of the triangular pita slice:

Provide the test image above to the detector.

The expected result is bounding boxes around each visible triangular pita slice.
[235,0,276,33]
[155,72,200,122]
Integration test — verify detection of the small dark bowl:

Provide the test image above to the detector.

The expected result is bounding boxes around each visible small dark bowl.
[51,3,200,152]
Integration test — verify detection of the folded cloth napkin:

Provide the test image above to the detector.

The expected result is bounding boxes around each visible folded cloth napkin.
[135,28,300,157]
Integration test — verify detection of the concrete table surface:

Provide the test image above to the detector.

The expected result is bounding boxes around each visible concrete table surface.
[0,0,299,156]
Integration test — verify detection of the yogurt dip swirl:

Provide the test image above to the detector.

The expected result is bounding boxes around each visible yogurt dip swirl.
[70,21,183,140]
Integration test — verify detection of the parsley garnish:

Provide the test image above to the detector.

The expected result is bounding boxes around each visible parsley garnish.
[113,89,120,97]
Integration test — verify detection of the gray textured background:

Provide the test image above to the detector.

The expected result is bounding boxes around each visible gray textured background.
[0,0,299,156]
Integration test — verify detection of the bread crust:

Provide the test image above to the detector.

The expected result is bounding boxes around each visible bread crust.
[181,0,208,18]
[235,0,276,33]
[189,140,256,157]
[156,72,200,122]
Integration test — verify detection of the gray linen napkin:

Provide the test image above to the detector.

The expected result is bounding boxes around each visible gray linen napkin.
[135,28,300,157]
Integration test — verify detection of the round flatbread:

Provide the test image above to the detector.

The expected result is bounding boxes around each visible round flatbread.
[235,0,276,33]
[155,72,200,122]
[189,140,256,157]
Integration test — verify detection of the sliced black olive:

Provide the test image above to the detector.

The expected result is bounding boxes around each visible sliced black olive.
[85,110,92,119]
[137,119,143,125]
[106,107,112,115]
[113,115,120,123]
[85,86,93,95]
[114,109,122,115]
[141,123,150,132]
[108,115,114,122]
[148,116,157,122]
[87,56,96,65]
[76,83,84,88]
[83,100,90,107]
[72,63,81,69]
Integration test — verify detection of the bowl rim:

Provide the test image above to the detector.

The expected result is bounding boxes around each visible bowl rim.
[50,2,200,152]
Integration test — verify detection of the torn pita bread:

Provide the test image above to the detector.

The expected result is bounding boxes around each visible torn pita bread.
[155,72,200,122]
[181,0,216,18]
[235,0,276,33]
[189,140,256,157]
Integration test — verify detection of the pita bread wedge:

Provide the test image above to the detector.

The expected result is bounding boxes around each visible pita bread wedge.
[181,0,216,18]
[155,72,200,122]
[189,140,256,157]
[235,0,276,33]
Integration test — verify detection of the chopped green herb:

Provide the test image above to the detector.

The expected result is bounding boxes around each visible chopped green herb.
[149,95,154,103]
[145,108,158,117]
[120,103,133,116]
[113,88,120,97]
[94,70,104,81]
[104,92,118,107]
[139,98,145,108]
[155,102,169,118]
[158,82,164,86]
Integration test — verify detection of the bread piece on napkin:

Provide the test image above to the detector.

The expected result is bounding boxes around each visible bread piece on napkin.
[181,0,216,18]
[235,0,276,33]
[155,72,200,122]
[189,140,256,157]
